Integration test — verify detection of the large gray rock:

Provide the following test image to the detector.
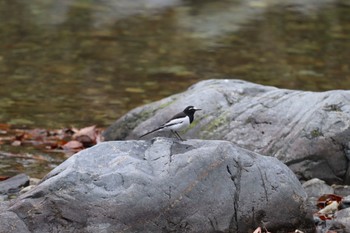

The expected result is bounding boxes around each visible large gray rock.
[103,79,350,184]
[2,139,314,233]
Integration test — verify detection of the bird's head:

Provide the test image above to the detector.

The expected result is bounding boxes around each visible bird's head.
[183,106,201,115]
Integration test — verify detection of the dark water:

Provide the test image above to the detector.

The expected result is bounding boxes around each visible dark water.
[1,0,350,178]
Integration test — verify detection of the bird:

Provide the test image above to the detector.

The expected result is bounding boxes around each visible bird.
[139,106,201,141]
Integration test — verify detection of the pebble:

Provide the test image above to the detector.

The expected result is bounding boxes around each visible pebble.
[0,174,38,202]
[302,178,334,198]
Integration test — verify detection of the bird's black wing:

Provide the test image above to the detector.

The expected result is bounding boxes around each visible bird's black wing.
[139,111,186,138]
[166,111,187,122]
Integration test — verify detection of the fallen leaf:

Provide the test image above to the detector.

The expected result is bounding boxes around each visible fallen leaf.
[11,140,21,146]
[315,194,343,220]
[62,140,84,151]
[0,124,104,158]
[0,176,10,181]
[75,135,94,147]
[0,123,10,131]
[0,129,7,134]
[253,227,262,233]
[317,194,343,209]
[14,132,26,141]
[0,151,50,161]
[73,125,97,142]
[317,201,339,215]
[96,130,104,143]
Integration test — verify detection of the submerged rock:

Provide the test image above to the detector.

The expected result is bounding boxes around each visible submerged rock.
[0,173,29,195]
[103,79,350,184]
[1,139,314,233]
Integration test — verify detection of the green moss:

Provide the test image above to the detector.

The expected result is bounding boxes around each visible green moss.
[158,100,176,109]
[185,118,201,131]
[245,116,256,125]
[204,113,229,132]
[136,110,153,121]
[310,128,323,138]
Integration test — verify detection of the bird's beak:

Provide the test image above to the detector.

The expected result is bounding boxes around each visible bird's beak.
[194,108,202,111]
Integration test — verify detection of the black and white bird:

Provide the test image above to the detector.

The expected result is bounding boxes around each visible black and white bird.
[139,106,201,141]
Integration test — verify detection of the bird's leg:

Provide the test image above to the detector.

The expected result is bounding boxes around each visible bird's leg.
[175,131,184,141]
[171,130,180,140]
[173,131,184,141]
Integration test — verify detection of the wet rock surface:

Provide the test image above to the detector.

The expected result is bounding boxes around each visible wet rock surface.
[0,173,29,196]
[0,139,314,233]
[103,79,350,184]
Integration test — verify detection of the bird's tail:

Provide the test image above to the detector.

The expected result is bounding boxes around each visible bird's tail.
[139,126,164,138]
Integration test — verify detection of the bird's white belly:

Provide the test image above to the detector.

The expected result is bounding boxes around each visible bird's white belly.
[163,117,190,131]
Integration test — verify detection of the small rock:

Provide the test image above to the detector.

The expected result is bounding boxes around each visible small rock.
[316,221,346,233]
[0,173,30,195]
[29,178,41,186]
[302,178,334,198]
[339,195,350,209]
[0,194,7,202]
[19,185,36,195]
[334,208,350,230]
[333,185,350,196]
